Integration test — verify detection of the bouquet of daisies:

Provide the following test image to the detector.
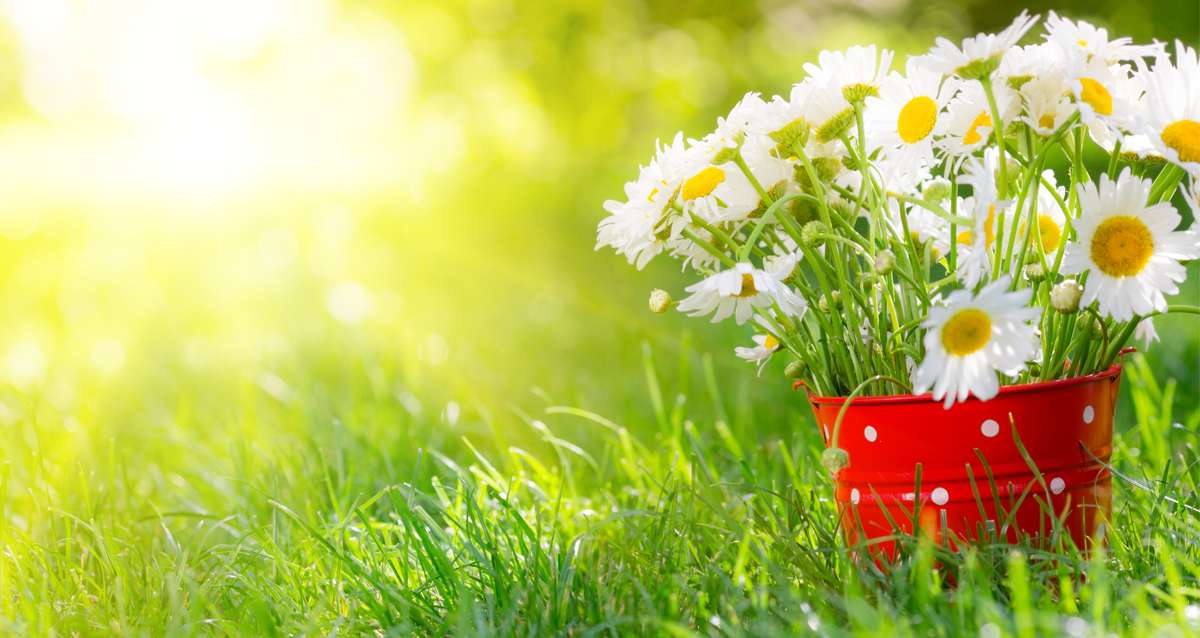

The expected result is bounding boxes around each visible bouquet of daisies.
[597,12,1200,408]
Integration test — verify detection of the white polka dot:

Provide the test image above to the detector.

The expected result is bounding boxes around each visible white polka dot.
[850,488,861,504]
[931,487,949,506]
[1050,477,1066,495]
[1083,405,1095,424]
[980,419,1000,438]
[863,425,877,442]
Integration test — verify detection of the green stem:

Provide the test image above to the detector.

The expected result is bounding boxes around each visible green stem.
[980,78,1008,199]
[681,228,736,268]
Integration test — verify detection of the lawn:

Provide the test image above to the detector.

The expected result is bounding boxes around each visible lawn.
[1,1,1199,636]
[3,296,1198,635]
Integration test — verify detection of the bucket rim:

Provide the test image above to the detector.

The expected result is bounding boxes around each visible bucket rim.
[803,360,1126,407]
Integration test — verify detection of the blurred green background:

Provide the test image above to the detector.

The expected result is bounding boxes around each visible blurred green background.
[0,0,1195,540]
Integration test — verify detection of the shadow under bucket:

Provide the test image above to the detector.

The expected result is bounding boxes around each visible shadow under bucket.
[804,363,1123,557]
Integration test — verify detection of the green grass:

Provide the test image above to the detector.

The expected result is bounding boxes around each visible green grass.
[3,332,1199,636]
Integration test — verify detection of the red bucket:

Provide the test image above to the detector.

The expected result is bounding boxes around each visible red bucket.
[805,364,1122,557]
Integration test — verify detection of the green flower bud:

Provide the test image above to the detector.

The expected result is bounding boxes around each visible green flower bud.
[920,178,952,203]
[821,447,850,475]
[818,290,841,312]
[648,289,672,314]
[1051,279,1083,314]
[873,250,896,275]
[784,360,805,379]
[1024,262,1045,281]
[801,220,828,246]
[1075,314,1103,336]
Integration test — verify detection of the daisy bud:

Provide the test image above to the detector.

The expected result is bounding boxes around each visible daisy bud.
[1024,262,1045,281]
[921,178,952,203]
[818,290,841,312]
[873,250,896,275]
[801,220,828,246]
[1076,314,1103,336]
[784,359,805,379]
[648,289,673,314]
[1051,280,1083,314]
[821,447,850,475]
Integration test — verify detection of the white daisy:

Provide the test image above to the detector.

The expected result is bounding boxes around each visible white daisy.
[802,76,857,144]
[1101,133,1165,163]
[1017,169,1069,257]
[997,42,1066,86]
[955,149,1016,285]
[803,45,895,103]
[953,195,1002,287]
[751,83,811,135]
[865,59,961,167]
[735,333,782,373]
[676,261,806,325]
[940,82,1017,157]
[1134,316,1159,347]
[1018,72,1077,136]
[1137,41,1200,173]
[1066,58,1143,147]
[693,92,771,161]
[596,133,690,269]
[739,132,793,195]
[919,11,1040,80]
[1061,168,1199,321]
[1043,12,1164,66]
[1183,178,1200,219]
[912,276,1041,408]
[675,147,761,224]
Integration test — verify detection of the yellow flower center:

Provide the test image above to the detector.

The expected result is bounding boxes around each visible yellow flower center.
[963,111,992,145]
[762,334,779,351]
[1077,39,1088,47]
[1090,215,1153,277]
[1079,78,1112,116]
[1162,119,1200,163]
[1036,213,1061,253]
[956,205,997,247]
[682,166,726,200]
[1038,113,1056,130]
[941,308,993,356]
[897,96,938,144]
[735,273,758,298]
